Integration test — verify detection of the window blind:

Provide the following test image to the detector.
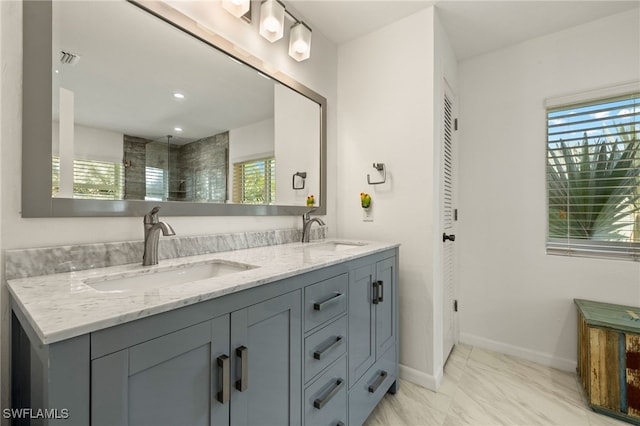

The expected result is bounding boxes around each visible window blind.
[232,158,275,204]
[52,157,124,200]
[145,166,165,201]
[546,93,640,261]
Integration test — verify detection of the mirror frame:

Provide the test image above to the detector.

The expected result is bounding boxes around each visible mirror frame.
[22,0,327,217]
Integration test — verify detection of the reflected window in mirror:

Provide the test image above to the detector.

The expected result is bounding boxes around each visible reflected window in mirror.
[232,157,276,205]
[52,157,124,200]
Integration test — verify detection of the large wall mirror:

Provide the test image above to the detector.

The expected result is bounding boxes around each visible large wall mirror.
[22,0,326,217]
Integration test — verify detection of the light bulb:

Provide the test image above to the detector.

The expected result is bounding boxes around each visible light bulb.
[259,0,285,42]
[288,21,312,61]
[222,0,250,18]
[263,16,280,33]
[293,40,308,54]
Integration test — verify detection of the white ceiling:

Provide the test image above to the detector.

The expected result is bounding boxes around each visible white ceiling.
[55,1,277,144]
[289,0,640,60]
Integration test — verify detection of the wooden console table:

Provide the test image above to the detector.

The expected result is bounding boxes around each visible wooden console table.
[575,299,640,425]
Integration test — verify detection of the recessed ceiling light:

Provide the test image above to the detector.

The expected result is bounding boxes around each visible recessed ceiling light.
[174,127,183,132]
[173,92,185,99]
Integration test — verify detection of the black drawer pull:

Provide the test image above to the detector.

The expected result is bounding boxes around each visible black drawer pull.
[313,293,344,311]
[372,281,379,305]
[368,371,388,393]
[313,378,344,409]
[313,336,343,360]
[235,346,248,392]
[377,280,384,303]
[216,354,230,404]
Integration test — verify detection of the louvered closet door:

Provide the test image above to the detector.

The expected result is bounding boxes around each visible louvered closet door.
[442,87,457,362]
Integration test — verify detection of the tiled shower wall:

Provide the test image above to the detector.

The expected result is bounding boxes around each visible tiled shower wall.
[122,132,229,202]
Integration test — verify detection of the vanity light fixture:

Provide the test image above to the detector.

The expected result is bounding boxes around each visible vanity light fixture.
[259,0,285,42]
[174,127,183,132]
[288,21,311,62]
[222,0,250,18]
[173,92,185,99]
[224,0,313,61]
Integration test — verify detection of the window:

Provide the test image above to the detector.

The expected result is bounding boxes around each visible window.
[52,157,124,200]
[145,166,166,201]
[546,92,640,260]
[232,157,275,204]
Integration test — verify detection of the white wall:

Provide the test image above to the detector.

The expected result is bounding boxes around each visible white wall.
[274,84,320,205]
[52,122,124,163]
[228,118,275,201]
[457,9,640,371]
[0,0,337,415]
[337,6,457,390]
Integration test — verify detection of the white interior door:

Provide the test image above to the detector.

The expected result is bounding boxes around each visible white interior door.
[442,84,457,362]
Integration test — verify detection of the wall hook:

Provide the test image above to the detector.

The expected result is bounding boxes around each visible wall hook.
[292,171,307,190]
[367,163,386,185]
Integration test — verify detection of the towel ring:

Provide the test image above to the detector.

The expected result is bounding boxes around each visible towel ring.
[367,163,386,185]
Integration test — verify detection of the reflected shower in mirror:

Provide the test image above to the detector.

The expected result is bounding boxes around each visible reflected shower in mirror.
[51,0,320,207]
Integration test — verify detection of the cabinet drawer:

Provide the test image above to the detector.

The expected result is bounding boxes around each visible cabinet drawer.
[305,355,347,426]
[305,315,347,383]
[348,345,396,426]
[305,274,348,332]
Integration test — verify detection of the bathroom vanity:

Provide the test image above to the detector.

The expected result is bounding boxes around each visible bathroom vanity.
[9,239,399,425]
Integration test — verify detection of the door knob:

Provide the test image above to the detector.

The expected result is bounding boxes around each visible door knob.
[443,233,456,242]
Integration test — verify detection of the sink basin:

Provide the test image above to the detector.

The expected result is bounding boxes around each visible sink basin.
[85,260,256,292]
[307,242,366,252]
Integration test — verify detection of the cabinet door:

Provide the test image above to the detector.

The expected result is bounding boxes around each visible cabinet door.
[348,264,375,387]
[230,291,302,426]
[375,257,396,358]
[92,317,230,426]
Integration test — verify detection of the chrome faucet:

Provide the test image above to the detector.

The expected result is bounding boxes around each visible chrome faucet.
[142,207,176,266]
[302,209,325,243]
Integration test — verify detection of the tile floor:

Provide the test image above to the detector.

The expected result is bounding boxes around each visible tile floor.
[365,344,630,426]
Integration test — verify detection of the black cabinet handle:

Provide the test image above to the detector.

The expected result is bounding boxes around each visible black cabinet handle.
[443,233,456,242]
[235,346,248,392]
[368,371,388,393]
[216,354,230,404]
[372,281,379,305]
[313,293,344,311]
[313,336,343,360]
[313,378,344,409]
[378,280,384,303]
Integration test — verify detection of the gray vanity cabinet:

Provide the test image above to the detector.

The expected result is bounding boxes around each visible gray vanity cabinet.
[92,316,230,426]
[229,291,302,426]
[347,256,397,426]
[348,257,396,386]
[91,291,301,426]
[11,247,398,426]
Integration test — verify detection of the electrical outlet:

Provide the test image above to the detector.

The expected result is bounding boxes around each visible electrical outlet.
[363,208,373,222]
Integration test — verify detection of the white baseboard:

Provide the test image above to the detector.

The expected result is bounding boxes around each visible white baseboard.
[399,364,442,392]
[459,333,576,372]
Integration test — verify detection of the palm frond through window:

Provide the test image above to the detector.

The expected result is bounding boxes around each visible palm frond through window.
[546,93,640,260]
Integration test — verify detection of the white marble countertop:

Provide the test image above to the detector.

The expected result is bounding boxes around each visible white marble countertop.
[8,239,398,345]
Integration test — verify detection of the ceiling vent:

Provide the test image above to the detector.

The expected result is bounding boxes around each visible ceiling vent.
[60,50,80,66]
